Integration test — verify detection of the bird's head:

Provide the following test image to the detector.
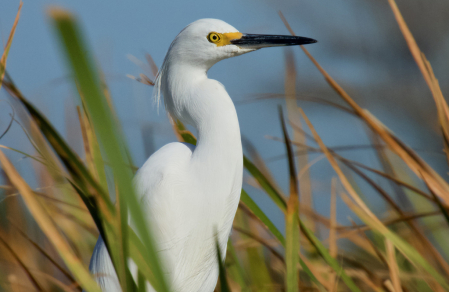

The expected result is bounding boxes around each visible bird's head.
[162,18,317,69]
[153,19,316,109]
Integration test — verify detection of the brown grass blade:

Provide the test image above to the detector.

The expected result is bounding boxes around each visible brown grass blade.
[232,226,285,264]
[349,218,388,268]
[268,120,440,205]
[271,132,449,273]
[385,239,403,292]
[340,193,439,291]
[339,145,449,275]
[298,108,449,288]
[371,135,411,208]
[279,11,449,206]
[7,219,78,286]
[33,271,81,292]
[341,209,449,233]
[270,135,443,207]
[3,73,115,241]
[387,0,449,166]
[0,1,22,90]
[145,53,159,78]
[0,233,44,291]
[0,149,101,292]
[388,0,449,159]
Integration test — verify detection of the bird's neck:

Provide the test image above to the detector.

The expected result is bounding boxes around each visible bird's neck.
[161,63,242,162]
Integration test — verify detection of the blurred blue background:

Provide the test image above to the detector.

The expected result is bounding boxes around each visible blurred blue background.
[1,0,448,231]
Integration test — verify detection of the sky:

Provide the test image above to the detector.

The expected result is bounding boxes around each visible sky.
[1,0,447,232]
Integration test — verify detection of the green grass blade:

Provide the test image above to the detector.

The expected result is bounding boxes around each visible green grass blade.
[240,190,285,246]
[279,107,300,292]
[226,239,248,291]
[234,207,272,291]
[137,271,147,292]
[77,105,108,193]
[0,145,45,165]
[286,188,300,291]
[216,239,231,292]
[298,259,327,292]
[128,228,159,289]
[243,156,287,212]
[49,8,169,292]
[299,219,362,292]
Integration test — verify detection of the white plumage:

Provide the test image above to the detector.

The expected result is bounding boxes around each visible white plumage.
[88,18,316,292]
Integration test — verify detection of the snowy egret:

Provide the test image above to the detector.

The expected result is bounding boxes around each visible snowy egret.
[89,18,316,292]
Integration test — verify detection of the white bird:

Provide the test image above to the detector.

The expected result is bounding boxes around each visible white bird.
[88,18,316,292]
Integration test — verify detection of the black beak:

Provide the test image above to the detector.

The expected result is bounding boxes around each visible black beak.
[230,34,317,48]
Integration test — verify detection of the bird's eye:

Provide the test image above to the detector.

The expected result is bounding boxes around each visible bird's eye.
[207,32,221,43]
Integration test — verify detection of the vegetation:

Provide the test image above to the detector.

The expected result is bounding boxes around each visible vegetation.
[1,1,449,291]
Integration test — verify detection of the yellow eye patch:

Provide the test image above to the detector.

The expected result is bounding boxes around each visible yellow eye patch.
[207,32,243,47]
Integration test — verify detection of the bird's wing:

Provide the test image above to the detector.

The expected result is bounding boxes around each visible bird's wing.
[135,141,211,289]
[89,142,195,291]
[88,235,122,292]
[133,140,197,254]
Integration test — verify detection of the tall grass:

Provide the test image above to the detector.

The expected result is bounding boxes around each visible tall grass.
[1,1,449,291]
